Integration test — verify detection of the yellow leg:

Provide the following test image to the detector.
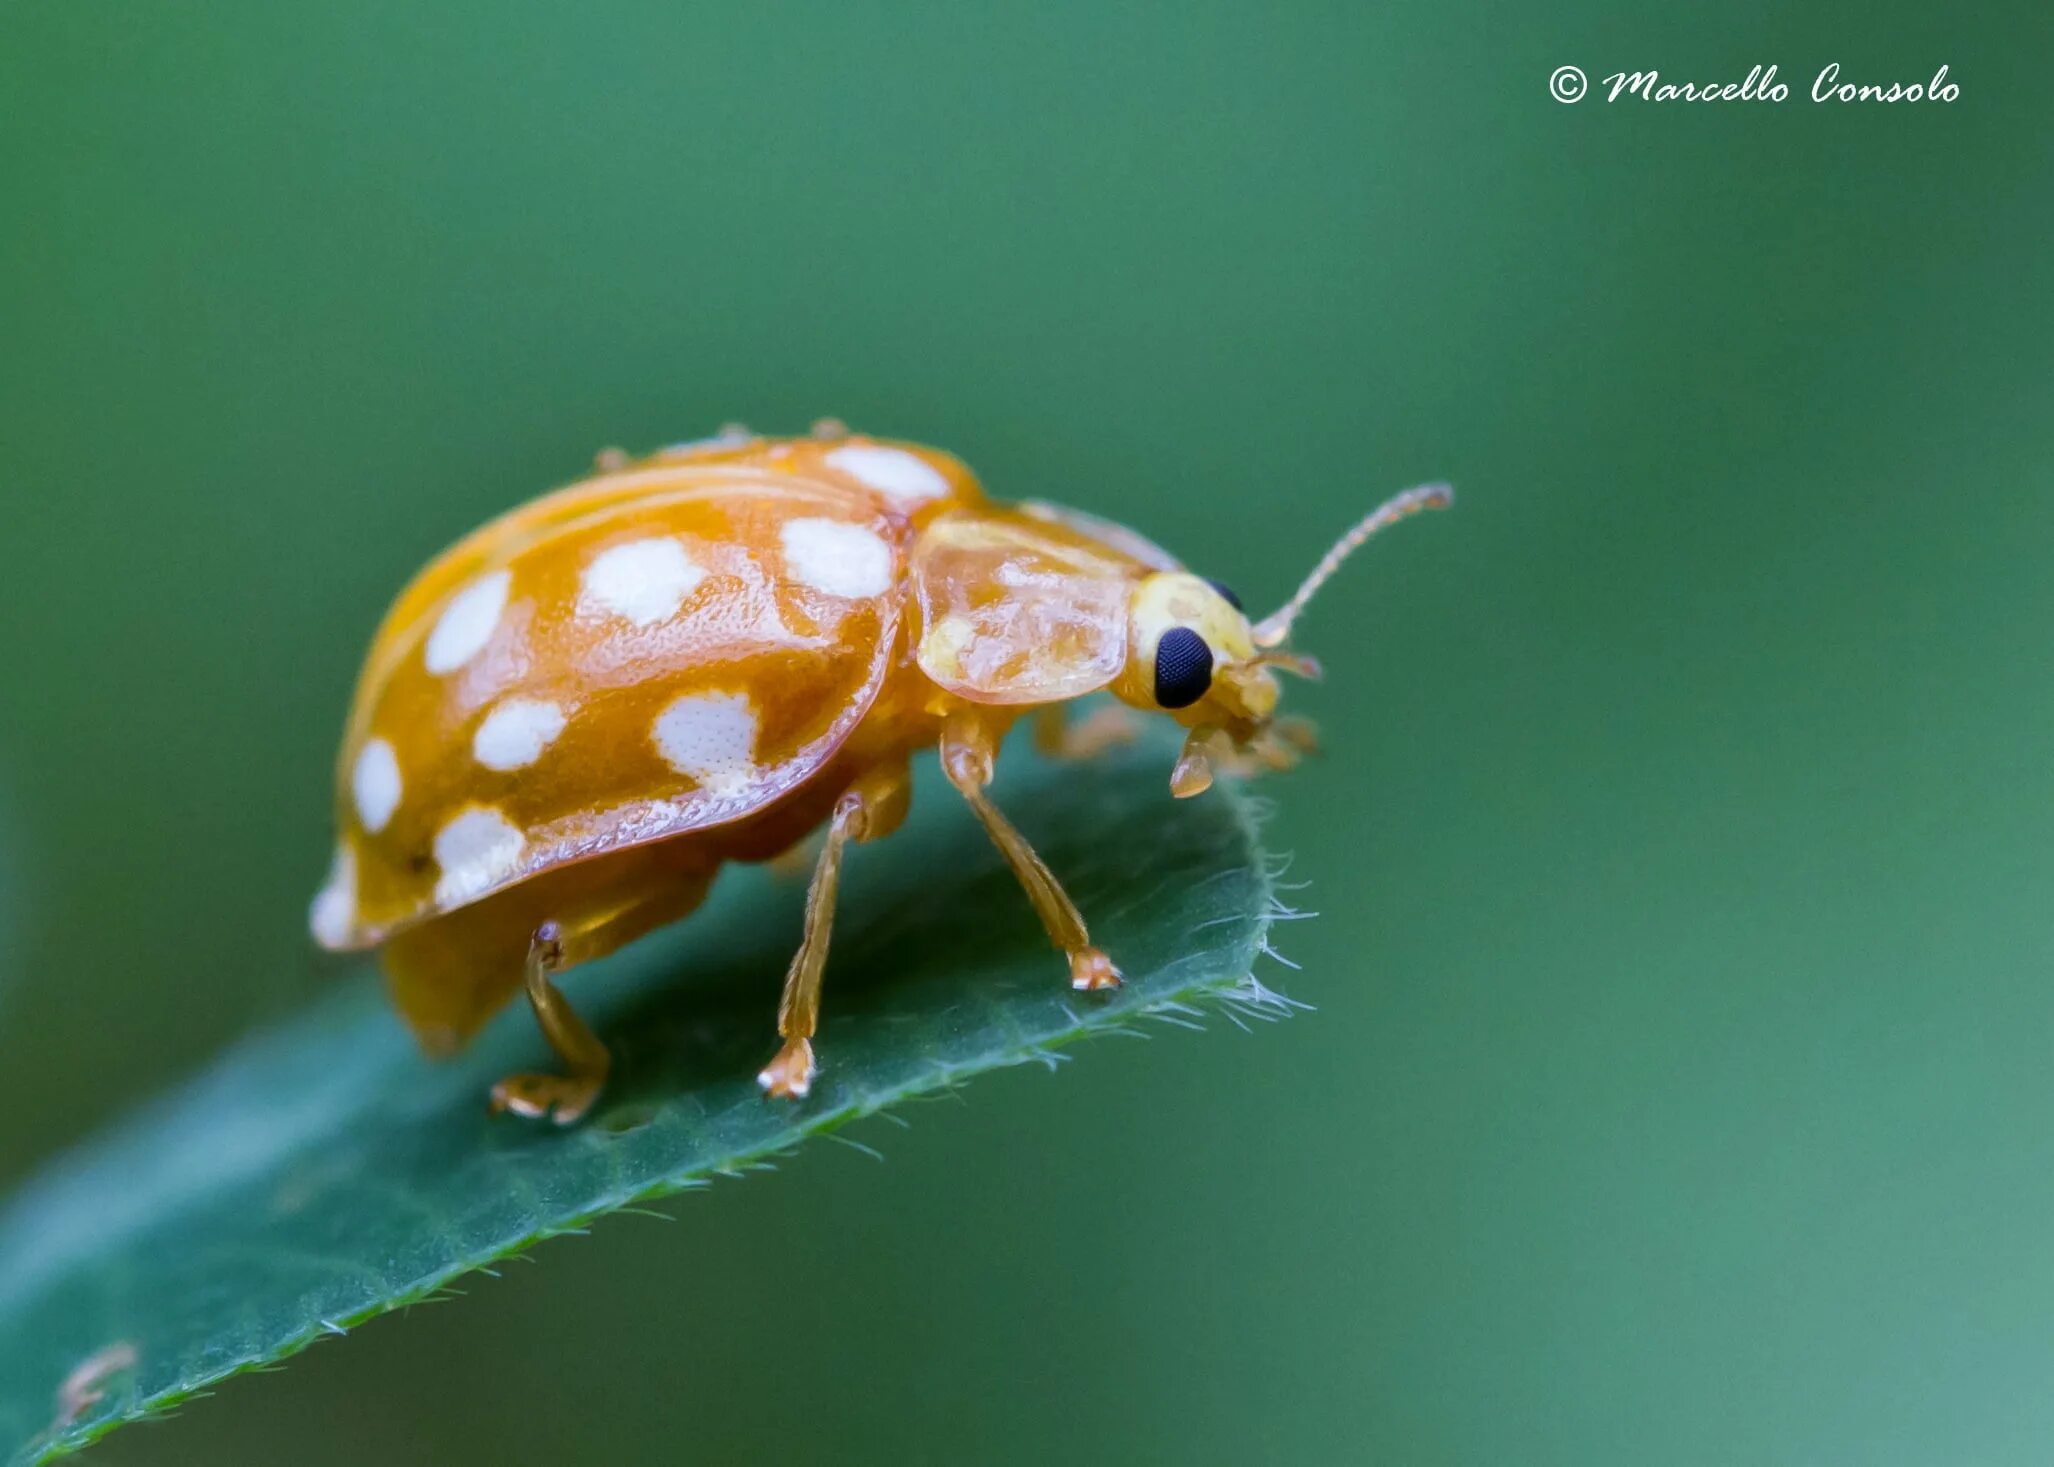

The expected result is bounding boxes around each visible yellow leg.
[490,922,610,1125]
[1033,701,1141,760]
[758,761,913,1099]
[942,712,1121,991]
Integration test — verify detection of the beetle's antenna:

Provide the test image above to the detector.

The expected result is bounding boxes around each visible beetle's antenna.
[1251,483,1453,647]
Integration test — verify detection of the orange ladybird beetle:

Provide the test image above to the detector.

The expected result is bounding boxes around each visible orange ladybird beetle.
[310,422,1449,1122]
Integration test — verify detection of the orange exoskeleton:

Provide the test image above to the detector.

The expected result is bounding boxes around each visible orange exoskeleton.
[310,423,1449,1122]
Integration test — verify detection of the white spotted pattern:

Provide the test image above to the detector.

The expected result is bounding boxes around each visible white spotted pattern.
[579,538,706,627]
[424,570,511,674]
[308,843,356,948]
[824,444,950,506]
[651,691,759,794]
[473,698,568,772]
[351,738,403,833]
[432,806,526,908]
[781,518,893,599]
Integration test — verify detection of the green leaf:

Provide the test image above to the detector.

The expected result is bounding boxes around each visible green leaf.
[0,734,1283,1463]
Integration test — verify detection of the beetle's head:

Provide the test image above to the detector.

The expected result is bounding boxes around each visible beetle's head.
[1113,572,1276,722]
[1112,483,1453,797]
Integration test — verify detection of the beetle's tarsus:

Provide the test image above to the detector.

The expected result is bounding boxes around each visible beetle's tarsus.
[757,1037,817,1099]
[1069,948,1123,991]
[1171,724,1232,798]
[490,1071,604,1126]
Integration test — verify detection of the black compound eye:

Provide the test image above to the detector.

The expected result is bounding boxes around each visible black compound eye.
[1153,627,1214,709]
[1204,578,1243,611]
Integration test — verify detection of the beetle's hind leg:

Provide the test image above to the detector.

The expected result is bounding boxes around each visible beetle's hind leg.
[758,760,913,1100]
[943,711,1121,992]
[490,922,610,1125]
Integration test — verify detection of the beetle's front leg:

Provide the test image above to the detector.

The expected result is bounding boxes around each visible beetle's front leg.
[758,759,913,1099]
[942,711,1121,991]
[491,922,610,1125]
[1032,701,1141,760]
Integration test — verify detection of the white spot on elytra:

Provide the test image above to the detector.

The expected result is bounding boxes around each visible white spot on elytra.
[308,843,356,947]
[651,691,758,794]
[579,538,706,627]
[351,739,402,833]
[781,518,893,599]
[432,806,526,908]
[472,698,568,771]
[824,444,950,506]
[424,570,511,674]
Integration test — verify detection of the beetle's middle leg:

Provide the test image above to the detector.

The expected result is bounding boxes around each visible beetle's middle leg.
[758,759,913,1099]
[942,711,1121,992]
[490,922,610,1125]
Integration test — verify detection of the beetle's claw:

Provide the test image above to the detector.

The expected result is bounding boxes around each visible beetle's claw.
[758,1037,817,1099]
[1069,948,1123,991]
[490,1072,603,1126]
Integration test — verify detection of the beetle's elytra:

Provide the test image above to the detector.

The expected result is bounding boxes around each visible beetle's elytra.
[311,423,1449,1122]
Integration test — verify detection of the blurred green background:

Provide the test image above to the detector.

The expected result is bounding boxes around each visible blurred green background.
[3,1,2051,1462]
